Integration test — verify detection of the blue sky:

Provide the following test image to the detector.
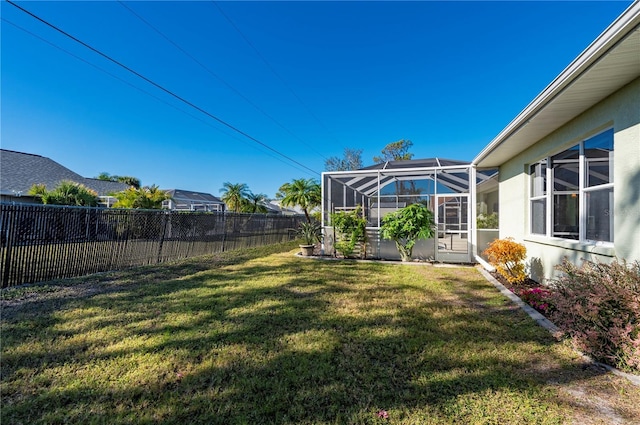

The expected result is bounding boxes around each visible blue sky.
[1,1,633,198]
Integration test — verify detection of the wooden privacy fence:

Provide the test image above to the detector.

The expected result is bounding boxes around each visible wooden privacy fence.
[0,203,303,287]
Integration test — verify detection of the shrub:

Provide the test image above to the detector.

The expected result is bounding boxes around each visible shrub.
[331,206,367,258]
[483,237,527,284]
[28,180,99,207]
[112,185,171,209]
[477,212,499,229]
[380,203,435,262]
[517,287,554,315]
[550,258,640,373]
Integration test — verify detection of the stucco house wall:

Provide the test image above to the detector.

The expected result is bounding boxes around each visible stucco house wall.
[498,77,640,282]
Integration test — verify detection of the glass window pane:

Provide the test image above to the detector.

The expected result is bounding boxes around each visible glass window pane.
[553,194,579,239]
[531,199,546,235]
[585,129,614,187]
[552,144,580,161]
[552,145,579,191]
[586,188,613,242]
[530,161,546,197]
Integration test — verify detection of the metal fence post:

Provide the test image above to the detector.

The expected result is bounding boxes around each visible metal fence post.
[1,205,14,288]
[157,211,169,264]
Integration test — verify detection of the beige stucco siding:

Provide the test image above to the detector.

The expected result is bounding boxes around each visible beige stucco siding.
[498,77,640,283]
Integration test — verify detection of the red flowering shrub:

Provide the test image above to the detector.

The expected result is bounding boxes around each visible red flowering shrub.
[517,287,554,315]
[550,258,640,373]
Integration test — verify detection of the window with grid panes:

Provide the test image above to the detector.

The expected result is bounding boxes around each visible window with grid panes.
[528,128,613,243]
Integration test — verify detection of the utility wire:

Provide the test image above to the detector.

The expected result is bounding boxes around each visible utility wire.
[2,17,317,178]
[211,1,340,148]
[6,0,320,177]
[118,0,328,162]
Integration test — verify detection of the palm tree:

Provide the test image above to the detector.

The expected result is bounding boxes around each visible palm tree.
[96,172,141,189]
[137,185,170,209]
[220,182,249,213]
[277,178,321,223]
[28,180,99,207]
[245,192,269,213]
[116,176,141,189]
[111,185,170,209]
[28,183,47,197]
[111,187,138,208]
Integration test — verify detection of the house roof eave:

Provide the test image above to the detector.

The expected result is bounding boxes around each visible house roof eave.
[473,2,640,168]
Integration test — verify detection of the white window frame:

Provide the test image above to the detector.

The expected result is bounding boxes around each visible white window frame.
[529,159,548,236]
[528,128,614,246]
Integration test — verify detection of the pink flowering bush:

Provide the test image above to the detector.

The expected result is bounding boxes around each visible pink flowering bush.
[550,257,640,373]
[517,287,554,315]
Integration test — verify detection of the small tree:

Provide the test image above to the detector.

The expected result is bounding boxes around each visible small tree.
[380,203,435,262]
[324,148,363,171]
[483,237,527,284]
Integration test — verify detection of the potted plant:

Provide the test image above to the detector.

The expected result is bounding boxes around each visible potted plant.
[298,221,321,256]
[381,203,435,262]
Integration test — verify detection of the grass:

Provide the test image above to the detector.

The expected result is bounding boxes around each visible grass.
[2,242,639,424]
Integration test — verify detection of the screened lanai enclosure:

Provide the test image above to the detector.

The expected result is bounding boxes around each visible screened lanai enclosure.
[321,158,498,263]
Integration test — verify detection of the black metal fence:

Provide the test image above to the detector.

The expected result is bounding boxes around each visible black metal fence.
[0,203,303,287]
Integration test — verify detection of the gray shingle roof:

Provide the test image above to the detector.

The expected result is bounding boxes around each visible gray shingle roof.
[0,149,129,196]
[83,178,131,196]
[163,189,224,204]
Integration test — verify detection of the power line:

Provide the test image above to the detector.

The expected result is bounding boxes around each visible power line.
[2,17,317,179]
[211,1,340,147]
[118,0,328,162]
[6,0,320,177]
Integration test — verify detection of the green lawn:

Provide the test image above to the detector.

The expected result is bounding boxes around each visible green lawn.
[1,242,638,424]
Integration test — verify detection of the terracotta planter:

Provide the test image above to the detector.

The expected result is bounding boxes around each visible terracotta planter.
[299,245,315,256]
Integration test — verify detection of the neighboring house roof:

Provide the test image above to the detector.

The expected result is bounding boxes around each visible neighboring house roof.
[163,189,225,205]
[84,178,131,196]
[0,149,129,197]
[473,1,640,168]
[263,202,284,214]
[268,200,306,215]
